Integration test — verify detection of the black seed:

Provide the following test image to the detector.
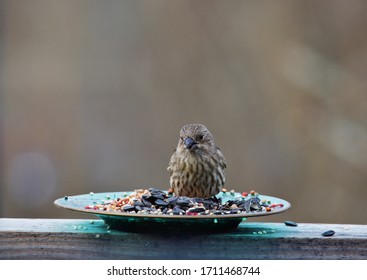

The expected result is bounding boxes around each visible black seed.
[230,208,241,214]
[167,196,178,206]
[251,197,261,205]
[213,210,223,215]
[133,201,144,207]
[176,197,191,207]
[148,187,164,193]
[162,208,169,214]
[237,202,245,209]
[142,194,153,202]
[149,188,167,198]
[234,198,245,206]
[187,207,206,213]
[143,207,154,212]
[141,198,152,207]
[244,199,252,212]
[284,220,298,227]
[244,197,261,210]
[155,199,168,207]
[122,205,135,212]
[64,196,69,200]
[151,193,165,200]
[322,230,335,237]
[172,206,185,215]
[192,197,204,204]
[203,199,216,209]
[135,206,142,211]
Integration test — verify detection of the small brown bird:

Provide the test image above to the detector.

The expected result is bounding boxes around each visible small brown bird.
[167,124,226,198]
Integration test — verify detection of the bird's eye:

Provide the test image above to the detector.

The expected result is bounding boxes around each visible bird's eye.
[198,134,204,141]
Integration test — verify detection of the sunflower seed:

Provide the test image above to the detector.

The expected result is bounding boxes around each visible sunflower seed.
[155,199,168,207]
[322,230,335,237]
[122,205,136,212]
[284,220,298,227]
[187,207,206,213]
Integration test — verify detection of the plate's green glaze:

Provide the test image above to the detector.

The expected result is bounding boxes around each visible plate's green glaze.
[54,191,291,233]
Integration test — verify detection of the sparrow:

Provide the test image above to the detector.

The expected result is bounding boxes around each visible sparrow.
[167,124,226,198]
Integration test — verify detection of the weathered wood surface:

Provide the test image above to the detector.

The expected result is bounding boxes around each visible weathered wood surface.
[0,218,366,259]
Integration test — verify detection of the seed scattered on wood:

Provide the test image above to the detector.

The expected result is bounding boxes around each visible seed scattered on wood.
[322,230,335,237]
[284,220,298,227]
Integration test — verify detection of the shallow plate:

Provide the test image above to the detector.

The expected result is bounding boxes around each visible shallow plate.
[54,191,291,233]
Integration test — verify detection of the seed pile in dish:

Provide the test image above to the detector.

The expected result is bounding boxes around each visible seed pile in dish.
[84,188,284,216]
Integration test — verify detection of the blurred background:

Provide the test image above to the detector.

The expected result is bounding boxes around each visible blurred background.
[1,0,366,224]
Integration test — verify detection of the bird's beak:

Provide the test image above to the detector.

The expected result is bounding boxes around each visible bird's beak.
[184,137,197,150]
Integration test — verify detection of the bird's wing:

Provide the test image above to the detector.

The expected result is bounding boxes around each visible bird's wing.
[167,149,177,174]
[216,146,227,169]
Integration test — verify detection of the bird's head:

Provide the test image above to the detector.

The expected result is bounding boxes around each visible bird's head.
[177,124,216,154]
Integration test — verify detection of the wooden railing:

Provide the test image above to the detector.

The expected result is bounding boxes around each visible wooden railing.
[1,218,366,259]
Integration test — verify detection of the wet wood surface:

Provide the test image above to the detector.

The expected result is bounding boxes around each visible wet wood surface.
[1,218,366,259]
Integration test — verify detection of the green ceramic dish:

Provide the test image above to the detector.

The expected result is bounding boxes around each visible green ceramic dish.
[54,191,291,233]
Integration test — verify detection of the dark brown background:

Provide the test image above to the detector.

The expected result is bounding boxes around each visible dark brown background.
[1,0,366,224]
